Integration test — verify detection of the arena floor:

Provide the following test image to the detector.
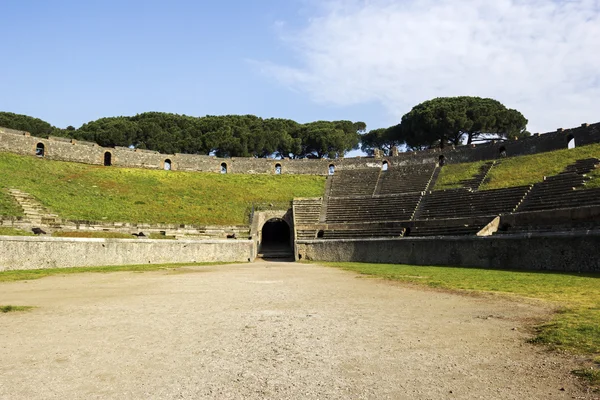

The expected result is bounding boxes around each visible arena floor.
[0,262,593,399]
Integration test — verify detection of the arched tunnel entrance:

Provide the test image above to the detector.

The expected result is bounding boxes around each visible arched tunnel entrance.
[259,218,293,259]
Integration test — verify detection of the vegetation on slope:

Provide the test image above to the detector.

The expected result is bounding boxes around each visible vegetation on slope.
[434,160,488,190]
[433,143,600,190]
[0,189,23,217]
[324,262,600,384]
[0,152,325,225]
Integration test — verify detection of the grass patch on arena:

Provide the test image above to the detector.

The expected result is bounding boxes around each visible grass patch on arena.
[0,262,231,282]
[0,305,34,313]
[434,160,488,190]
[51,231,178,239]
[323,262,600,357]
[0,227,35,236]
[434,143,600,191]
[0,188,23,217]
[0,152,325,225]
[52,231,137,239]
[481,143,600,190]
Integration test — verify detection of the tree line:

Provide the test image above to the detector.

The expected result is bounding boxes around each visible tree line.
[0,96,529,158]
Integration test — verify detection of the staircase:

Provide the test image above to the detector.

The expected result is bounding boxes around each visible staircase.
[459,161,496,190]
[8,189,59,224]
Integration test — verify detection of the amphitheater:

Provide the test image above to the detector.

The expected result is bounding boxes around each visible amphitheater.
[0,123,599,271]
[1,123,600,399]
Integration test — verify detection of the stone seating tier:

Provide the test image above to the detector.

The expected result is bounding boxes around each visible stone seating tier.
[292,198,323,225]
[378,165,436,194]
[405,218,489,237]
[418,186,531,219]
[495,205,600,234]
[296,229,319,240]
[321,226,406,239]
[325,194,422,223]
[517,165,598,212]
[458,161,495,190]
[329,169,380,197]
[562,158,599,174]
[518,188,600,212]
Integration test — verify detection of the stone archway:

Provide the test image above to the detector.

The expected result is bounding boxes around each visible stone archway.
[259,218,292,259]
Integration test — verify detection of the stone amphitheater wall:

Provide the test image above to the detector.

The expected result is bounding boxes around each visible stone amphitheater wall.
[0,236,253,271]
[1,122,599,175]
[296,231,600,272]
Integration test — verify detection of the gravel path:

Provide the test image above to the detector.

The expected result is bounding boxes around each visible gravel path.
[0,261,594,399]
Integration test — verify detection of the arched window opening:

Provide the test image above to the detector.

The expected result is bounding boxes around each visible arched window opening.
[328,164,335,175]
[499,146,507,158]
[382,161,389,171]
[35,143,45,157]
[164,159,172,170]
[104,152,112,166]
[275,163,282,174]
[317,230,324,238]
[220,163,228,174]
[438,155,445,167]
[567,135,576,149]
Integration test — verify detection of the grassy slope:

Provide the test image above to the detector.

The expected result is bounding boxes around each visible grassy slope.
[434,143,600,191]
[323,262,600,357]
[434,160,487,190]
[0,188,23,217]
[0,152,325,225]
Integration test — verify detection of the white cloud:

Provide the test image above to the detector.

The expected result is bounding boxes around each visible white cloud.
[262,0,600,132]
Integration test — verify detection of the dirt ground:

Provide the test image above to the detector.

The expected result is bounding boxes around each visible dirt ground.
[0,261,596,399]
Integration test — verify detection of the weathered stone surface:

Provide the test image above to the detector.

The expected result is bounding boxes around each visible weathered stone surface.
[1,122,599,174]
[0,237,254,270]
[296,232,600,272]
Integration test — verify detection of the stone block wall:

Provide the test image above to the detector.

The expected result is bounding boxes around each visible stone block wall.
[296,231,600,272]
[1,122,599,175]
[0,236,254,270]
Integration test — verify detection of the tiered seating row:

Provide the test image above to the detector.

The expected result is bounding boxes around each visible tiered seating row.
[325,194,422,223]
[296,229,318,240]
[495,205,600,235]
[459,161,495,190]
[518,157,600,212]
[405,218,491,237]
[329,169,379,197]
[321,226,406,239]
[419,186,531,219]
[292,198,322,225]
[518,176,600,212]
[378,165,436,194]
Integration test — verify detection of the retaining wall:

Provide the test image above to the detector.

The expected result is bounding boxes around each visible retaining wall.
[296,232,600,272]
[1,122,598,175]
[0,237,254,271]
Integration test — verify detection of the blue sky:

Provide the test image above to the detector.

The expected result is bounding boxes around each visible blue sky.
[1,0,599,135]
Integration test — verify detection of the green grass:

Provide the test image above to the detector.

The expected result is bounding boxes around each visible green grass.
[0,188,23,217]
[433,144,600,191]
[572,367,600,387]
[0,152,325,225]
[586,168,600,189]
[481,143,600,190]
[0,262,230,282]
[52,231,138,239]
[434,160,488,190]
[0,227,35,236]
[0,305,34,313]
[322,262,600,356]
